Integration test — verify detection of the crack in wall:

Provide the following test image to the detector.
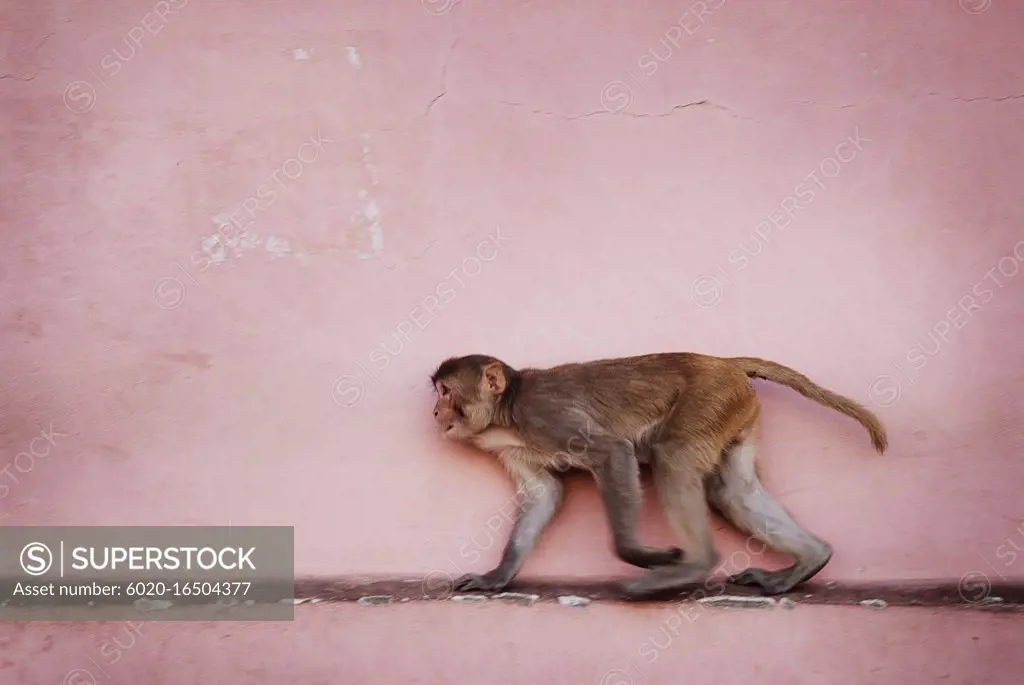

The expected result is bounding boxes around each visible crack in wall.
[425,38,459,116]
[1,31,54,82]
[794,92,1024,110]
[498,98,751,120]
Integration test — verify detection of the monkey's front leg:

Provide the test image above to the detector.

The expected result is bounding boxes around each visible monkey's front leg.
[594,443,684,568]
[453,466,564,593]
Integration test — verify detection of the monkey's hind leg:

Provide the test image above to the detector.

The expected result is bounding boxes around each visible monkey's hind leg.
[620,446,719,597]
[707,435,833,596]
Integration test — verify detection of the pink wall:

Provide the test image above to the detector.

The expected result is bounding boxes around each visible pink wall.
[2,0,1023,682]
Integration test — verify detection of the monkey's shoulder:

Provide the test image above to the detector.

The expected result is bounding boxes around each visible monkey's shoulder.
[470,427,527,453]
[470,427,570,470]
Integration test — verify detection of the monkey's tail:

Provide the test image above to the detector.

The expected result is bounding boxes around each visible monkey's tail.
[728,356,888,454]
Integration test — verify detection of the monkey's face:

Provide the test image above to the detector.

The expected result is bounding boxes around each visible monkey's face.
[431,357,510,441]
[432,376,495,441]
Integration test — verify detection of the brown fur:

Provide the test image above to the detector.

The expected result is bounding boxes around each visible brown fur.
[431,352,886,596]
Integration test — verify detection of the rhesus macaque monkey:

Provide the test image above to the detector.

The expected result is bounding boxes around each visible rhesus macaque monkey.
[430,353,887,597]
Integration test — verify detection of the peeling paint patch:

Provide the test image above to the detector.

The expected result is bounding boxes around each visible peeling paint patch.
[451,594,488,604]
[350,189,385,259]
[779,597,797,610]
[200,231,258,263]
[358,595,393,606]
[360,134,380,186]
[347,133,385,259]
[201,231,257,263]
[265,235,293,259]
[201,215,305,265]
[346,46,362,69]
[203,214,261,263]
[201,234,228,265]
[860,599,888,610]
[293,48,314,61]
[361,194,384,253]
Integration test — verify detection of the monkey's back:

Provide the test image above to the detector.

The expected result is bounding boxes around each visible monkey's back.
[512,352,756,450]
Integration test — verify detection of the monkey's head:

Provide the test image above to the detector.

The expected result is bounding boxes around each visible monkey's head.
[430,355,515,440]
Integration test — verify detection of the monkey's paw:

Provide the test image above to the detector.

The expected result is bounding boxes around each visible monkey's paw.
[453,571,510,593]
[728,568,791,595]
[619,545,684,569]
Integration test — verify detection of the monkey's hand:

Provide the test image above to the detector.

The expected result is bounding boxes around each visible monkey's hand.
[453,570,511,593]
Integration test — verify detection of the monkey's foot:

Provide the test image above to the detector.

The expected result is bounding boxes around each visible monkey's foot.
[728,568,796,595]
[620,563,709,597]
[728,561,826,596]
[619,546,684,569]
[453,571,510,593]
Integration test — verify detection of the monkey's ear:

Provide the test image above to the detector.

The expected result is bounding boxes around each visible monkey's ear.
[481,362,507,395]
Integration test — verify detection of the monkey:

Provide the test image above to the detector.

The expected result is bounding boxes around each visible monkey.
[430,352,888,597]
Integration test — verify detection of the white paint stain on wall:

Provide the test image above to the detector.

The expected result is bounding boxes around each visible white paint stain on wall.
[347,133,384,259]
[360,133,380,186]
[201,216,298,264]
[264,235,293,259]
[354,189,384,260]
[346,46,362,70]
[293,47,314,61]
[201,215,262,264]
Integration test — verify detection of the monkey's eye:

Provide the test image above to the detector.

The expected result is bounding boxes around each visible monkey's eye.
[438,383,450,397]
